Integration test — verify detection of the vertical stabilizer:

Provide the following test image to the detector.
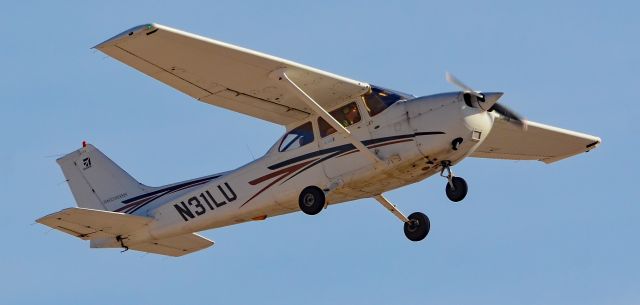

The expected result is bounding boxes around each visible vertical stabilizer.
[56,144,149,211]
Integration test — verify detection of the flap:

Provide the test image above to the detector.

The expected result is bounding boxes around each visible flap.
[471,116,601,164]
[129,233,214,257]
[36,208,152,240]
[94,23,370,125]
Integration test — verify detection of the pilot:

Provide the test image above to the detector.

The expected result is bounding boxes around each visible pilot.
[341,104,359,127]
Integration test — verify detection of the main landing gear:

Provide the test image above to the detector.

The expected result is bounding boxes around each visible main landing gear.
[299,186,326,215]
[298,186,430,241]
[374,195,430,241]
[298,187,430,241]
[440,161,468,202]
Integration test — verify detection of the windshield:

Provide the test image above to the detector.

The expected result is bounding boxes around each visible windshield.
[362,85,408,117]
[278,121,314,152]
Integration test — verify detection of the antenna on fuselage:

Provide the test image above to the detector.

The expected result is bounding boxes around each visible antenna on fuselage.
[246,144,256,161]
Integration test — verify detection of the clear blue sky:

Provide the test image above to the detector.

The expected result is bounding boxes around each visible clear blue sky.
[1,1,637,304]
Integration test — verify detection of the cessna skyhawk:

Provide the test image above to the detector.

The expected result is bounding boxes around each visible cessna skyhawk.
[37,24,601,256]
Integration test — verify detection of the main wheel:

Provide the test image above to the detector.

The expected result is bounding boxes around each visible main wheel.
[404,212,430,241]
[298,186,325,215]
[445,176,468,202]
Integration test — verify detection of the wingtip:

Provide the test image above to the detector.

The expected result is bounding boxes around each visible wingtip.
[91,23,158,49]
[586,137,602,151]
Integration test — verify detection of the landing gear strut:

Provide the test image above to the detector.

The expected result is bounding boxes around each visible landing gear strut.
[374,195,430,242]
[440,161,468,202]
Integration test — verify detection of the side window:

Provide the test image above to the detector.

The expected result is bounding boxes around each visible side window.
[318,102,362,137]
[278,122,315,152]
[363,87,403,117]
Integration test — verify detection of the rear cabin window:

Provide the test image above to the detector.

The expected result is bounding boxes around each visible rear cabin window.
[318,102,362,137]
[278,122,315,152]
[362,86,404,117]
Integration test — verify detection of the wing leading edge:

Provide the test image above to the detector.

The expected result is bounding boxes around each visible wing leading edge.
[94,23,370,126]
[472,116,601,164]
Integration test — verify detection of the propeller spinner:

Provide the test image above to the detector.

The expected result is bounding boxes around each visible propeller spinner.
[445,72,527,130]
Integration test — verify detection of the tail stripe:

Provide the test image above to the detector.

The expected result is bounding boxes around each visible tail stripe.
[116,177,219,214]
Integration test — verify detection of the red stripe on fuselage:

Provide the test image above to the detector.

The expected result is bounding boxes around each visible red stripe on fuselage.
[241,159,317,207]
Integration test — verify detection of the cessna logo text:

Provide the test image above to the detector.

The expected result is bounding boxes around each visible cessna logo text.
[173,182,237,221]
[82,157,92,169]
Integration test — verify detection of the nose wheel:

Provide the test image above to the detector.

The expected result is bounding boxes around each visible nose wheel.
[440,161,468,202]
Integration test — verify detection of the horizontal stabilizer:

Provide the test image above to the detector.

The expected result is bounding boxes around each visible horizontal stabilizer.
[128,233,214,257]
[36,208,151,240]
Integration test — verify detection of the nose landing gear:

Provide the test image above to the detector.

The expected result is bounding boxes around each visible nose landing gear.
[440,161,468,202]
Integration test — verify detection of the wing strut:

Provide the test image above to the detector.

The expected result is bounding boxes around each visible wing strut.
[271,69,382,164]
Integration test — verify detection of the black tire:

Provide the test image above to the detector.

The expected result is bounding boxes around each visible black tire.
[445,176,468,202]
[404,212,430,241]
[298,186,325,215]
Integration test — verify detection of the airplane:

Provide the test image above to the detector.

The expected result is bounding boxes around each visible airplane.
[37,23,601,257]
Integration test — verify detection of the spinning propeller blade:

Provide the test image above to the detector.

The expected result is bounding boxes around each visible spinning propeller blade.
[445,72,527,130]
[489,103,527,130]
[445,72,482,98]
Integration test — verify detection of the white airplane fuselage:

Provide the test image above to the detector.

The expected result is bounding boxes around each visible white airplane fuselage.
[119,91,493,245]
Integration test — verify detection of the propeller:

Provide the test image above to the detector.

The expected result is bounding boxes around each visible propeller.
[445,72,483,98]
[445,72,527,130]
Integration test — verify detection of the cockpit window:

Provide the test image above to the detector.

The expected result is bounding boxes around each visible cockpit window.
[362,86,405,117]
[278,122,315,152]
[318,102,362,137]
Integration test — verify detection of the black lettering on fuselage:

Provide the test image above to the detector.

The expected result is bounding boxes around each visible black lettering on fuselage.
[174,202,195,221]
[205,190,226,208]
[199,193,215,210]
[218,182,237,202]
[173,182,238,222]
[189,197,206,216]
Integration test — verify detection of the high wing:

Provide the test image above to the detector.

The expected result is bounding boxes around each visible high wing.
[94,23,370,126]
[471,116,601,164]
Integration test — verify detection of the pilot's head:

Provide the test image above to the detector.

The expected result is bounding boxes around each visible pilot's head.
[343,105,358,122]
